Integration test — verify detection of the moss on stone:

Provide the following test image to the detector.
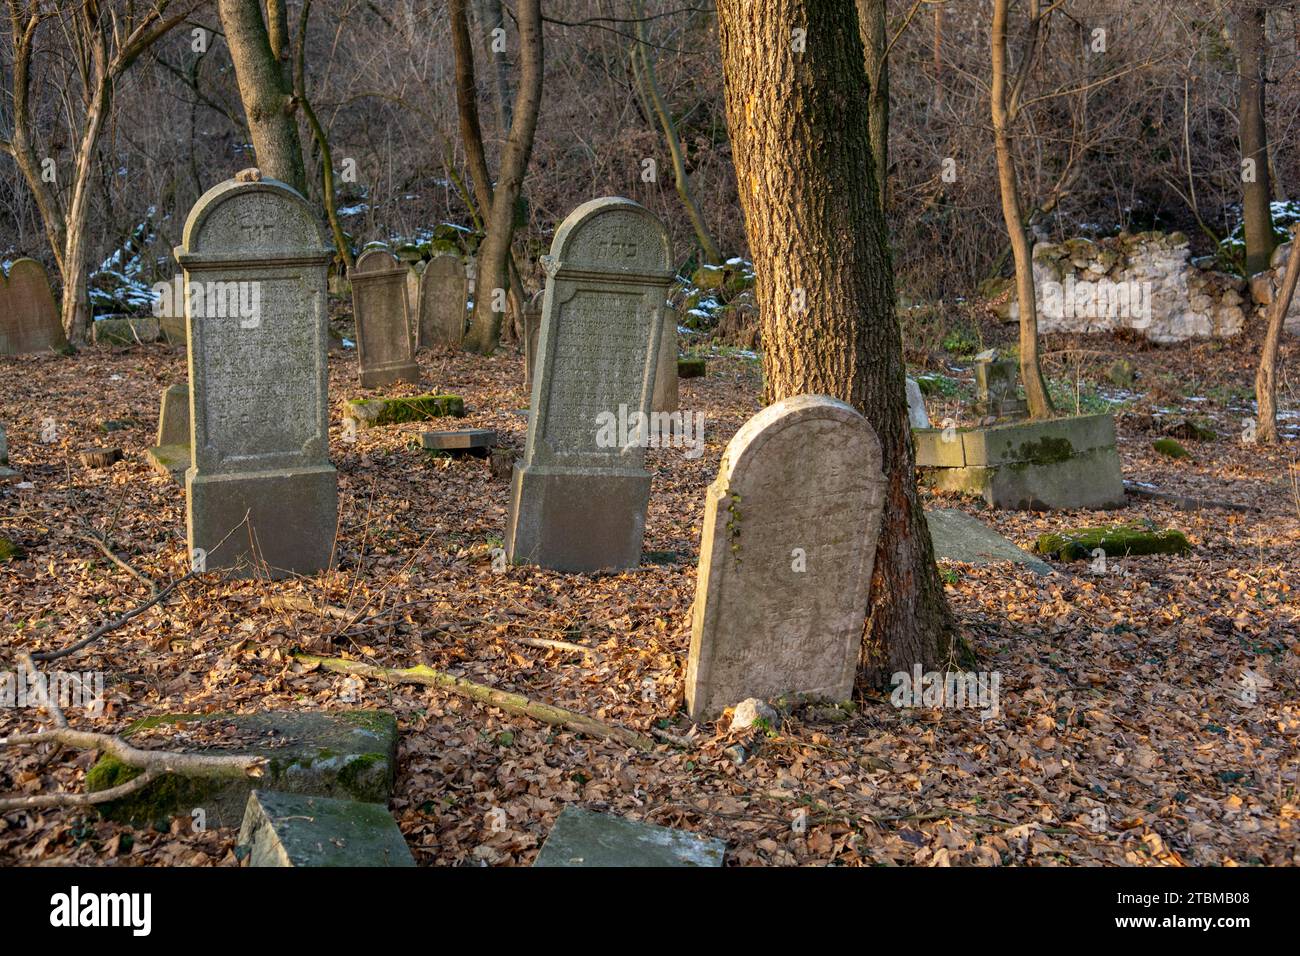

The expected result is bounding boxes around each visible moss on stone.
[678,358,706,379]
[1015,435,1075,465]
[1152,437,1191,459]
[1034,523,1190,561]
[0,537,23,563]
[347,394,465,428]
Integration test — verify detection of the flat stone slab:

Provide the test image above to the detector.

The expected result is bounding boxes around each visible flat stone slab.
[926,508,1052,575]
[534,806,726,867]
[87,710,398,828]
[419,428,496,453]
[238,790,414,867]
[345,394,465,429]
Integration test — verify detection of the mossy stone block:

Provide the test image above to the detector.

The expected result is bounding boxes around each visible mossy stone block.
[1034,523,1190,561]
[345,394,465,428]
[86,711,398,828]
[237,790,414,867]
[1152,437,1191,459]
[677,358,707,379]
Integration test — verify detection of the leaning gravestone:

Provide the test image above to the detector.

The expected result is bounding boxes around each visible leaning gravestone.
[417,254,468,348]
[652,307,680,413]
[177,175,337,576]
[505,197,674,572]
[685,395,887,720]
[0,258,67,355]
[351,248,419,387]
[145,383,190,483]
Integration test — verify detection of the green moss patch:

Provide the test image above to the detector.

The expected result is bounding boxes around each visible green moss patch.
[346,394,465,428]
[1034,522,1190,561]
[1152,437,1191,459]
[0,537,23,563]
[678,358,707,379]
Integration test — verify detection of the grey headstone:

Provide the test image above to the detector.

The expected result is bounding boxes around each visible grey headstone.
[652,307,679,413]
[0,258,66,355]
[0,423,15,481]
[145,383,191,483]
[534,806,725,867]
[352,248,420,387]
[972,355,1027,420]
[87,710,398,828]
[238,790,414,867]
[418,254,468,348]
[926,507,1052,574]
[905,376,930,428]
[686,395,887,720]
[176,176,338,577]
[506,197,674,572]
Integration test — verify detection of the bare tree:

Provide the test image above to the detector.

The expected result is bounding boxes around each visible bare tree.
[1237,0,1276,275]
[1256,226,1299,442]
[0,0,198,343]
[716,0,952,677]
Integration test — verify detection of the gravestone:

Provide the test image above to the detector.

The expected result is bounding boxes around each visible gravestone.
[0,258,66,355]
[926,507,1051,574]
[145,383,190,482]
[238,791,414,867]
[177,175,337,577]
[534,806,725,867]
[522,289,544,390]
[505,197,674,572]
[685,395,887,720]
[418,254,468,348]
[0,423,16,481]
[652,307,679,413]
[405,260,423,331]
[351,248,419,387]
[905,377,930,428]
[972,351,1027,420]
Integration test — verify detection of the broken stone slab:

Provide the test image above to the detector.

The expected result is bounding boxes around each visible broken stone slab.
[419,428,496,456]
[86,710,398,828]
[345,394,465,429]
[926,507,1052,575]
[534,806,725,867]
[1034,522,1190,561]
[237,790,414,867]
[915,412,1125,511]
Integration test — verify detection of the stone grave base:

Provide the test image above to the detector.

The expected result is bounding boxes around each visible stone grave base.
[915,412,1125,511]
[86,711,398,828]
[419,429,495,457]
[359,361,420,389]
[145,444,188,483]
[535,806,725,867]
[187,465,337,577]
[505,465,650,572]
[238,790,414,867]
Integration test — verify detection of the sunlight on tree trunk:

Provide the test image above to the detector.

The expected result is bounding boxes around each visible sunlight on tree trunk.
[1255,226,1299,443]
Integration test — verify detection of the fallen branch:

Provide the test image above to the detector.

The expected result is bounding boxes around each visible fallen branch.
[1123,482,1258,514]
[295,653,653,751]
[77,532,159,595]
[30,571,196,663]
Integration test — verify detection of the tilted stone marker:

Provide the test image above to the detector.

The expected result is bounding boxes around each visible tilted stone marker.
[534,805,725,867]
[351,248,420,387]
[0,258,67,355]
[177,176,337,576]
[145,383,190,483]
[685,395,887,720]
[652,307,680,414]
[905,376,930,428]
[522,289,544,390]
[506,197,674,572]
[238,790,414,867]
[418,253,468,348]
[972,351,1027,420]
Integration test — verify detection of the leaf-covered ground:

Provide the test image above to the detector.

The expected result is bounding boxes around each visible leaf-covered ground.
[1,330,1297,866]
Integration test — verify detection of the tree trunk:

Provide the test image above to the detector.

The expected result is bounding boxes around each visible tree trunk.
[991,0,1054,420]
[463,0,543,355]
[716,0,953,679]
[855,0,889,213]
[218,0,307,194]
[1256,227,1300,442]
[476,0,513,136]
[1238,1,1276,276]
[633,0,723,264]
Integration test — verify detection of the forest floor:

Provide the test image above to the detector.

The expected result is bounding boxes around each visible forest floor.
[0,323,1297,866]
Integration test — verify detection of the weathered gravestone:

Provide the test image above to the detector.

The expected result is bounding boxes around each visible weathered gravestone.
[145,383,190,483]
[534,805,725,867]
[0,422,16,481]
[351,248,419,387]
[177,175,337,577]
[238,790,414,867]
[505,197,674,572]
[685,395,887,720]
[522,289,544,390]
[418,254,468,348]
[0,258,67,355]
[972,351,1027,420]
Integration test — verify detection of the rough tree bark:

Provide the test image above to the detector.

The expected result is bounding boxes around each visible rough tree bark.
[991,0,1054,420]
[463,0,543,355]
[1237,0,1276,276]
[0,0,197,343]
[716,0,953,678]
[1256,226,1299,442]
[217,0,307,194]
[476,0,513,136]
[855,0,889,213]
